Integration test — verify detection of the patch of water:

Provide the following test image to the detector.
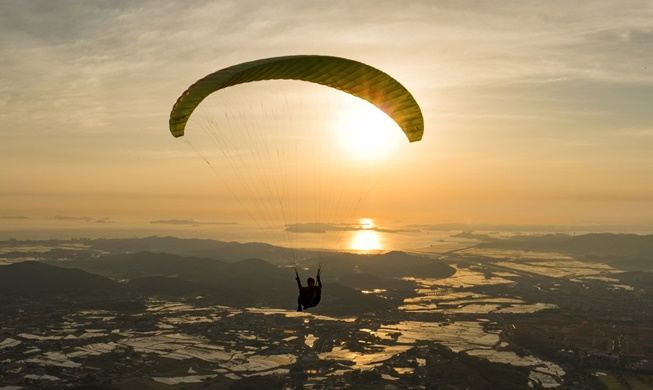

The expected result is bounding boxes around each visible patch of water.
[406,267,516,289]
[305,334,317,348]
[153,374,217,385]
[23,352,81,368]
[245,307,356,322]
[0,338,22,348]
[494,260,615,279]
[460,248,573,261]
[318,345,412,370]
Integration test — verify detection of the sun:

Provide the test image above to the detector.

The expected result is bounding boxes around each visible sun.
[359,218,375,229]
[336,99,405,160]
[349,218,383,251]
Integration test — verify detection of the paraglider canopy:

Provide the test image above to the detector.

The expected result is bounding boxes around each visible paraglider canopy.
[169,55,424,142]
[167,55,424,260]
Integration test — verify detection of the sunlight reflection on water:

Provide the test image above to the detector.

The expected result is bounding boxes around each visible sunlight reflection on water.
[349,229,383,251]
[2,243,597,387]
[400,265,560,315]
[12,300,567,387]
[0,217,477,255]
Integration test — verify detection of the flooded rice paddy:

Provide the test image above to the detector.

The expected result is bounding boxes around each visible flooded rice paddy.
[400,265,559,315]
[3,246,630,388]
[3,297,565,387]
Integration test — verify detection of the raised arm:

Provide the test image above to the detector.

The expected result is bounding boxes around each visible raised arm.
[295,268,302,288]
[317,269,322,288]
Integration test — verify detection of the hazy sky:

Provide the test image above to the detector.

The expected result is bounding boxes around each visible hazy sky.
[2,0,653,234]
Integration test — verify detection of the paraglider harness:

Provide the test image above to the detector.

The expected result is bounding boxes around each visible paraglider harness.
[296,268,321,311]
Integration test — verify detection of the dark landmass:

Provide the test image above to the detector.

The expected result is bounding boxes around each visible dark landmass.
[409,223,653,233]
[38,250,452,314]
[126,275,205,295]
[2,233,653,389]
[0,235,317,264]
[477,233,653,270]
[0,261,144,313]
[0,261,120,295]
[52,215,94,222]
[0,252,442,315]
[88,236,303,263]
[0,236,456,313]
[451,230,500,242]
[150,219,237,225]
[322,251,456,279]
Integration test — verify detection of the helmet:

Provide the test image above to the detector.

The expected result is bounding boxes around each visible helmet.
[307,277,315,285]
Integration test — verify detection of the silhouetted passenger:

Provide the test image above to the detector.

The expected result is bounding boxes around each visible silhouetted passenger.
[296,269,321,311]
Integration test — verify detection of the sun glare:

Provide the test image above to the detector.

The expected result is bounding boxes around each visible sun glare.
[359,218,375,229]
[350,229,382,251]
[336,100,404,160]
[349,218,383,251]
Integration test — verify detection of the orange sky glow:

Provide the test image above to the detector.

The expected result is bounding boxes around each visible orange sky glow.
[2,1,653,245]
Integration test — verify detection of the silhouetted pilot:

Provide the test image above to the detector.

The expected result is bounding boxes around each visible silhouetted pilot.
[296,269,321,312]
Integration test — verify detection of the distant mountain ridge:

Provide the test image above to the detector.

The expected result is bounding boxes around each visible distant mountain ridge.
[0,257,393,314]
[1,235,321,264]
[479,233,653,256]
[1,236,456,313]
[48,249,454,289]
[0,261,120,294]
[24,249,453,313]
[52,251,281,283]
[478,233,653,270]
[87,236,316,263]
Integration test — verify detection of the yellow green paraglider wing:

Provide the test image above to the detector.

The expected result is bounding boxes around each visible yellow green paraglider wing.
[169,55,424,142]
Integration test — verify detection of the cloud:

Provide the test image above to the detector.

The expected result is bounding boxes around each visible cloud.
[1,0,652,229]
[52,215,93,222]
[2,0,651,140]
